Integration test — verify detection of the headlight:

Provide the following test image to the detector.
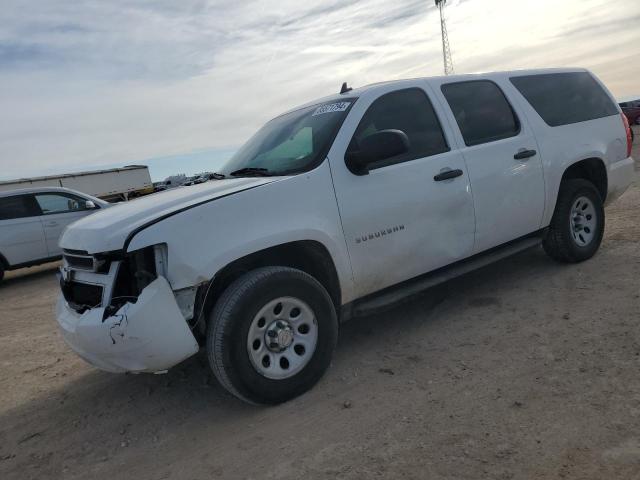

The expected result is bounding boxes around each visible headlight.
[111,244,168,305]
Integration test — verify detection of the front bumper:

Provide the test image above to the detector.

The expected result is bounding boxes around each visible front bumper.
[56,276,199,373]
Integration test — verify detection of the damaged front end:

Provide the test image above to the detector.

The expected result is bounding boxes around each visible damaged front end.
[56,246,199,373]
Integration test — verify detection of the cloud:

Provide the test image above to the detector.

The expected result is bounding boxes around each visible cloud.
[0,0,638,180]
[0,42,55,68]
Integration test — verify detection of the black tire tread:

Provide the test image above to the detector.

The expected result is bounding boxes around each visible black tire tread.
[543,178,604,263]
[207,266,334,404]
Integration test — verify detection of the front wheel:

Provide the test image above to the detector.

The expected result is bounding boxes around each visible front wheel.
[207,266,338,404]
[543,179,604,263]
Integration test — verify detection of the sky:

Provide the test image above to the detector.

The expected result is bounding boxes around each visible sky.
[1,0,639,182]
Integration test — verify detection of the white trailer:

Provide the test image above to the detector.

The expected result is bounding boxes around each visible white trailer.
[0,165,154,202]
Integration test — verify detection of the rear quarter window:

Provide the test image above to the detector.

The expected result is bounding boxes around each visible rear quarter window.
[510,72,618,127]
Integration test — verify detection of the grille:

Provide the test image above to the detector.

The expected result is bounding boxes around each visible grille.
[63,248,89,256]
[63,254,95,271]
[61,280,103,312]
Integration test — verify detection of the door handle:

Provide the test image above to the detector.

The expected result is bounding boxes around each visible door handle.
[434,169,463,181]
[514,149,537,160]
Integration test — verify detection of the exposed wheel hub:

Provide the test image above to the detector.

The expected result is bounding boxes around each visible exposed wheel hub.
[266,321,294,352]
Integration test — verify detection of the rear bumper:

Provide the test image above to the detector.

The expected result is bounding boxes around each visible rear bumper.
[56,276,199,373]
[606,156,635,206]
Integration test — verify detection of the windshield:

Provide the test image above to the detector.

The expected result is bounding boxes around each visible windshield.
[220,99,356,176]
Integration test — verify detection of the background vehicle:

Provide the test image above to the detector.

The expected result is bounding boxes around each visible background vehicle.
[56,69,634,405]
[193,175,209,184]
[0,165,153,202]
[619,99,640,142]
[153,182,168,193]
[0,187,108,283]
[162,174,187,190]
[619,99,640,125]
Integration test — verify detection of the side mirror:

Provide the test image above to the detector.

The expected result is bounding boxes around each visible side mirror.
[84,200,96,209]
[346,129,410,175]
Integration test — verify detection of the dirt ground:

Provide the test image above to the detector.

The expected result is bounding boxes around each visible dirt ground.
[1,131,639,480]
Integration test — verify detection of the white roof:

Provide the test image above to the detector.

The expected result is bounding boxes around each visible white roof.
[282,67,590,116]
[0,186,107,205]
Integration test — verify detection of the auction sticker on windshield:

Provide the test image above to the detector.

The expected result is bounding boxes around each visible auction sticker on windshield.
[312,102,351,116]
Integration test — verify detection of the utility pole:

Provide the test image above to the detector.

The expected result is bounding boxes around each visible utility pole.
[435,0,454,75]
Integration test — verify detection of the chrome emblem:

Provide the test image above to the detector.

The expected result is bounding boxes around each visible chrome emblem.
[277,329,294,348]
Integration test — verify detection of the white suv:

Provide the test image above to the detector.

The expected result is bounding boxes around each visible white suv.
[0,187,108,282]
[56,69,634,404]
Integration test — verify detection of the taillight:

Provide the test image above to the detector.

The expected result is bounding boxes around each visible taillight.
[622,113,632,157]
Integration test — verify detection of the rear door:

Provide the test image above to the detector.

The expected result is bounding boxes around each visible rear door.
[434,78,545,253]
[33,192,97,257]
[0,194,48,265]
[328,84,476,298]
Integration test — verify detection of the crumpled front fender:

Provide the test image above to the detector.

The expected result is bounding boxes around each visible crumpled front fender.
[56,276,199,373]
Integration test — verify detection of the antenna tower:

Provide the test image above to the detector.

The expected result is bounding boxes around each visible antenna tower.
[435,0,454,75]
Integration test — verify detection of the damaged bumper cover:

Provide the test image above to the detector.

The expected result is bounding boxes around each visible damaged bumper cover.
[56,276,199,373]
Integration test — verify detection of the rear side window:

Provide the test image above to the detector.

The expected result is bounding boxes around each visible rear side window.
[441,80,520,146]
[346,88,449,170]
[0,195,39,220]
[510,72,618,127]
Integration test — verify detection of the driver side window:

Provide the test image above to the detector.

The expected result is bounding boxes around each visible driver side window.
[35,193,89,215]
[346,88,449,170]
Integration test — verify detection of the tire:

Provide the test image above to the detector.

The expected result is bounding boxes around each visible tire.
[0,263,4,284]
[207,266,338,404]
[543,178,604,263]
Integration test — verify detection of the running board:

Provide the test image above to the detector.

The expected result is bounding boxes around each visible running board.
[350,234,543,318]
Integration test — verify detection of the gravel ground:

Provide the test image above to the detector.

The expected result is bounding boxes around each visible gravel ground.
[1,130,639,480]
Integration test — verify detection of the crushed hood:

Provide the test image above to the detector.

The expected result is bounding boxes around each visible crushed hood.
[59,177,279,254]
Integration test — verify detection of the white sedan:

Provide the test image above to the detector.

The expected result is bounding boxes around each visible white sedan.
[0,187,109,282]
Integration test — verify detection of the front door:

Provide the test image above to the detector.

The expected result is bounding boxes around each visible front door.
[328,84,476,298]
[33,192,96,256]
[435,78,546,253]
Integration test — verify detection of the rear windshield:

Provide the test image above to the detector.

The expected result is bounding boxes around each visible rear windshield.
[510,72,618,127]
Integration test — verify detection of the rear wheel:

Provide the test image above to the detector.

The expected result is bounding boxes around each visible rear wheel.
[543,179,604,263]
[207,266,338,404]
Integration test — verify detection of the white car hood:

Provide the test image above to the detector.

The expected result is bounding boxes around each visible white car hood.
[60,177,280,254]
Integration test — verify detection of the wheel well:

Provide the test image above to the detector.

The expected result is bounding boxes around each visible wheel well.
[561,158,607,201]
[196,241,341,335]
[0,252,8,270]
